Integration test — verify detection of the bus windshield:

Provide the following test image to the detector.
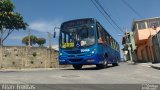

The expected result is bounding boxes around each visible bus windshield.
[60,24,95,49]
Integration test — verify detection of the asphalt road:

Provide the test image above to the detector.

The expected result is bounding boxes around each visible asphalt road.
[0,62,159,84]
[0,63,160,90]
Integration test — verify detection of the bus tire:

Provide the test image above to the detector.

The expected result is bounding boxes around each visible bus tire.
[112,60,119,66]
[96,56,108,69]
[72,65,83,70]
[96,64,105,69]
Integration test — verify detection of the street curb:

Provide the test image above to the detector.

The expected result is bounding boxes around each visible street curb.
[0,68,69,72]
[0,65,97,71]
[150,65,160,70]
[126,61,136,65]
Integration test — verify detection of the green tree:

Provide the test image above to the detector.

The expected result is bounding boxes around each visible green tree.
[0,0,28,45]
[36,38,46,47]
[22,35,38,46]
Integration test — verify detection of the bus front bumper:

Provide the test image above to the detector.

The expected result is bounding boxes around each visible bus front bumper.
[59,54,103,65]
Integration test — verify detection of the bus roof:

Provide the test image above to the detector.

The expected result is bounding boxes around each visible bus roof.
[61,18,95,25]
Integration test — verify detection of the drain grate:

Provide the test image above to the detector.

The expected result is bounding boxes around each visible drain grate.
[61,75,80,78]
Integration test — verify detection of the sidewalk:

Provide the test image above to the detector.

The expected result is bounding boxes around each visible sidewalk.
[133,62,160,70]
[0,66,72,72]
[150,63,160,70]
[0,68,60,72]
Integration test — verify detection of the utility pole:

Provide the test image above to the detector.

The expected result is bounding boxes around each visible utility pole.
[0,28,4,68]
[0,31,2,46]
[47,26,60,68]
[47,32,52,48]
[47,32,52,68]
[25,27,31,68]
[0,40,2,68]
[53,27,60,68]
[28,28,31,47]
[128,43,134,64]
[0,28,5,46]
[125,28,134,64]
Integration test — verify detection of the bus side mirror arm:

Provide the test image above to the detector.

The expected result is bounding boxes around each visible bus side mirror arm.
[53,27,60,38]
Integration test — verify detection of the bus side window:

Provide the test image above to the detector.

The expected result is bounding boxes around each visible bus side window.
[97,23,103,43]
[110,37,113,47]
[101,28,106,42]
[106,33,110,44]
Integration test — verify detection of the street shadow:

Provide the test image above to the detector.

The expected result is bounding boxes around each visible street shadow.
[60,64,118,71]
[0,71,17,73]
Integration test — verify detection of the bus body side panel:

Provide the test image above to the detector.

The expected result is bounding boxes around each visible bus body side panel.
[105,46,119,64]
[97,44,106,64]
[97,43,118,64]
[107,47,114,64]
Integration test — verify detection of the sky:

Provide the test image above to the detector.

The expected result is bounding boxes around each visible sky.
[4,0,160,50]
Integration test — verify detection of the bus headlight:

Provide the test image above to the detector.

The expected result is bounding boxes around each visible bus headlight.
[60,53,63,56]
[91,50,95,54]
[87,49,96,56]
[91,49,96,54]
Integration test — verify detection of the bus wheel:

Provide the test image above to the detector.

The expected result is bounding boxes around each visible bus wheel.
[112,60,119,66]
[72,65,83,70]
[96,58,107,69]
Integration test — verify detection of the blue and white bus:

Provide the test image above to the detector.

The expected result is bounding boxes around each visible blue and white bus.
[59,18,120,69]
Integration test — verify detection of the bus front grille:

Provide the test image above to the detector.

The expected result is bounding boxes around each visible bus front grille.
[65,50,83,54]
[69,59,82,62]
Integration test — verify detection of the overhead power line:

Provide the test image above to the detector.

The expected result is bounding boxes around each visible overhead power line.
[95,0,124,32]
[121,0,143,19]
[90,0,120,33]
[91,0,124,33]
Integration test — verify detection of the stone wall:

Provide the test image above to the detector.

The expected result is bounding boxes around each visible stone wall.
[0,46,59,69]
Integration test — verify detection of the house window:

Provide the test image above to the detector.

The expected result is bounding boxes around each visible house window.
[147,18,160,28]
[138,21,146,30]
[132,24,138,32]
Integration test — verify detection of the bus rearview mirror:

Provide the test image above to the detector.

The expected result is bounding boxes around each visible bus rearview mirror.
[53,31,56,38]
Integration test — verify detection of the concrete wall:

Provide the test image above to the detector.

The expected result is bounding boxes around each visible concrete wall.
[152,32,160,63]
[0,46,59,69]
